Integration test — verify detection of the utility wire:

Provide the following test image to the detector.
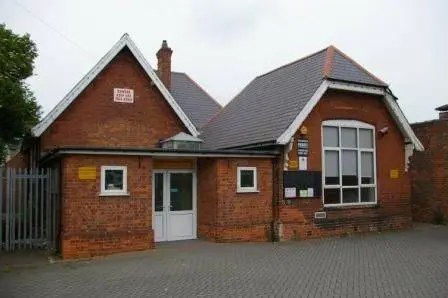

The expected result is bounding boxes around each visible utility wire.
[11,0,95,57]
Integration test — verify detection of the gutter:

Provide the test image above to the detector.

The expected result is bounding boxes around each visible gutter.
[326,77,388,89]
[223,140,278,150]
[40,146,280,163]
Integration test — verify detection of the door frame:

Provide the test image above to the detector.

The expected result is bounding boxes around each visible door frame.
[152,169,197,242]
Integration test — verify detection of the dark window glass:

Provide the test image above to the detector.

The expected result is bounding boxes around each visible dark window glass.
[154,173,164,212]
[361,187,375,203]
[170,173,193,211]
[240,170,254,188]
[105,170,123,191]
[324,188,340,205]
[342,188,359,203]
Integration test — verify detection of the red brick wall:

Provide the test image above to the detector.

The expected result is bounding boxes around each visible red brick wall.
[60,155,153,259]
[40,48,186,154]
[197,158,274,242]
[280,90,412,240]
[197,158,217,239]
[410,120,448,222]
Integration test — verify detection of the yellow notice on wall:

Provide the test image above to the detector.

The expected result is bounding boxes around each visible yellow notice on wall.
[288,160,298,169]
[78,167,96,180]
[390,169,399,179]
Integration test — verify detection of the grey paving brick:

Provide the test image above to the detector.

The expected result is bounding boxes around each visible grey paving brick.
[0,226,447,297]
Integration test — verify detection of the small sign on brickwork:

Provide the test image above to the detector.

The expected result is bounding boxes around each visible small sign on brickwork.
[114,88,134,103]
[78,167,96,180]
[288,160,298,169]
[297,138,309,156]
[390,169,399,179]
[299,156,307,170]
[284,187,297,198]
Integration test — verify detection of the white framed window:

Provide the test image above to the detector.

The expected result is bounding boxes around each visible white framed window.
[237,167,258,193]
[322,120,377,206]
[100,166,128,196]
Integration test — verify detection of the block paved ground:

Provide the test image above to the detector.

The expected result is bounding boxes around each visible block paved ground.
[0,225,447,297]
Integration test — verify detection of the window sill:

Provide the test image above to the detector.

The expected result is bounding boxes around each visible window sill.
[237,189,260,194]
[323,203,380,211]
[99,192,130,197]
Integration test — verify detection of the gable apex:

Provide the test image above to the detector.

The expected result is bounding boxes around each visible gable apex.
[323,45,388,87]
[32,34,199,137]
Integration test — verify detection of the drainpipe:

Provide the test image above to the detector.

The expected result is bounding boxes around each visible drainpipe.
[271,156,281,242]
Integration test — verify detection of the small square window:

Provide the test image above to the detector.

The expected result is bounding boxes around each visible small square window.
[237,167,257,193]
[101,166,128,196]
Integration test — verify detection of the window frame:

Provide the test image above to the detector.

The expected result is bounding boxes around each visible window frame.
[237,167,258,193]
[100,165,128,196]
[321,120,377,206]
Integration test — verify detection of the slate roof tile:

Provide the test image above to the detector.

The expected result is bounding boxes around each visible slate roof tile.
[200,46,387,149]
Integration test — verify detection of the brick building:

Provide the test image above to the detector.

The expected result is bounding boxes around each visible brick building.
[410,105,448,223]
[11,34,423,258]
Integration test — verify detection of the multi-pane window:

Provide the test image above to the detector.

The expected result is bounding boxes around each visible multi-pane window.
[322,120,376,206]
[101,166,128,195]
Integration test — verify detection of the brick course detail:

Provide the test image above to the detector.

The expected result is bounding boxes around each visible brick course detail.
[280,90,413,240]
[40,48,190,258]
[61,155,154,259]
[198,158,273,242]
[410,120,448,223]
[40,48,186,153]
[18,45,416,258]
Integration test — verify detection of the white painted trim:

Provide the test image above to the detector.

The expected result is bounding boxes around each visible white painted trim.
[277,81,329,144]
[237,166,258,193]
[283,138,294,170]
[327,81,385,95]
[323,119,374,129]
[52,150,277,158]
[276,80,424,152]
[152,171,166,242]
[100,165,128,196]
[32,34,199,137]
[321,120,377,206]
[383,93,424,151]
[153,169,197,242]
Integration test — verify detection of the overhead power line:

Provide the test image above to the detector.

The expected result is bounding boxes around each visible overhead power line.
[11,0,94,57]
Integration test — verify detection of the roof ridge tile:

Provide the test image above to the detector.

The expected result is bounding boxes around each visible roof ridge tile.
[322,45,336,78]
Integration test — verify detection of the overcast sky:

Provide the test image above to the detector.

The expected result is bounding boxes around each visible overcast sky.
[1,0,447,122]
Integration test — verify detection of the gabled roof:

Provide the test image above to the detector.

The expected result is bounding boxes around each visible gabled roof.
[200,46,399,150]
[323,46,387,86]
[435,104,448,111]
[171,72,221,129]
[32,34,199,137]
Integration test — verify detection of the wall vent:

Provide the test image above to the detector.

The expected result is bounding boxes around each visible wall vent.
[314,211,327,219]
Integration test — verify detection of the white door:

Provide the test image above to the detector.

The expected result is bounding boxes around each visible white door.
[153,172,166,242]
[153,170,196,242]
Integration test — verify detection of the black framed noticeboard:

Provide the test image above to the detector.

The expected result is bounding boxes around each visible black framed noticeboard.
[283,170,322,199]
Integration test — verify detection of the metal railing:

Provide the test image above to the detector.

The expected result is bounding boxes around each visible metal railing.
[0,168,60,252]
